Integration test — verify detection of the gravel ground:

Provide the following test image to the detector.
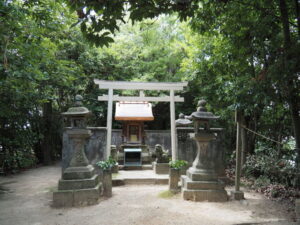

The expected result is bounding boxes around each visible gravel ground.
[0,164,296,225]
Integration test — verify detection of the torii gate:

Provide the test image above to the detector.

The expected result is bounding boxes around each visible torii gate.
[94,80,188,160]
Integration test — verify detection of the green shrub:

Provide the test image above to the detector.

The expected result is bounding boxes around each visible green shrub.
[253,176,271,188]
[96,156,117,170]
[243,153,297,187]
[169,160,187,169]
[1,149,38,173]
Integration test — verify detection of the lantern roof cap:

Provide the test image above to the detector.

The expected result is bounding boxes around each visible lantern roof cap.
[176,113,192,126]
[189,100,219,120]
[62,95,90,117]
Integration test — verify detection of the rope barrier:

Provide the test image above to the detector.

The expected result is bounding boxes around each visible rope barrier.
[240,124,285,145]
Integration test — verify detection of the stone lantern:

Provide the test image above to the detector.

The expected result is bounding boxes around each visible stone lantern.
[175,113,192,127]
[53,95,102,207]
[175,113,192,146]
[181,100,228,202]
[62,95,91,168]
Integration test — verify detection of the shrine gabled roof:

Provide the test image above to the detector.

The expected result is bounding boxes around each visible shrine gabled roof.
[115,101,154,121]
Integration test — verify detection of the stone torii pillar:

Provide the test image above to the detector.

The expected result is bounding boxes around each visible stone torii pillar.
[94,80,188,160]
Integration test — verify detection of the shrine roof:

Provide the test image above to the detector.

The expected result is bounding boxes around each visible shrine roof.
[115,101,154,121]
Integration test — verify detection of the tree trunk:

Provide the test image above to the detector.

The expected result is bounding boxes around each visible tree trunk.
[278,0,300,186]
[279,0,291,48]
[241,116,248,166]
[289,98,300,186]
[294,0,300,38]
[244,115,257,155]
[41,101,53,165]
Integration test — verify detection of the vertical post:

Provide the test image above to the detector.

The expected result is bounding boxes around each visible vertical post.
[170,89,177,160]
[240,112,246,166]
[106,88,113,159]
[231,110,244,200]
[235,118,242,191]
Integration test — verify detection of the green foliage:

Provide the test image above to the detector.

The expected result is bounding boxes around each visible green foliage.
[1,149,37,173]
[66,0,197,46]
[243,144,297,187]
[96,157,117,170]
[169,160,187,170]
[0,0,189,172]
[0,0,101,169]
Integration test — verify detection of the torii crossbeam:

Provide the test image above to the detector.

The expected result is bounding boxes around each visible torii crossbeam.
[94,80,188,160]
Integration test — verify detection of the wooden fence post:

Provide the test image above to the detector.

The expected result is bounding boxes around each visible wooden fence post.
[230,110,245,200]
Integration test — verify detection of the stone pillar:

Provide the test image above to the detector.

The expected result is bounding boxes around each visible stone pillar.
[103,169,112,197]
[169,168,180,193]
[111,145,119,173]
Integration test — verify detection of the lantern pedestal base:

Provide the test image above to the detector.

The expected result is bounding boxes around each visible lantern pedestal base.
[53,183,103,207]
[62,165,95,180]
[181,172,228,202]
[186,167,218,181]
[181,156,228,202]
[53,164,103,207]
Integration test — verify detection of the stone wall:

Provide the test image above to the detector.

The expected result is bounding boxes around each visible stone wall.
[62,127,225,176]
[145,130,171,152]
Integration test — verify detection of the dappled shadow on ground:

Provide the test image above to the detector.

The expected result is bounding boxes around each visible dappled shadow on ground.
[0,164,296,225]
[0,181,16,199]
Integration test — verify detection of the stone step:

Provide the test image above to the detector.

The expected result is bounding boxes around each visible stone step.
[181,175,225,190]
[182,188,228,202]
[112,178,168,186]
[119,164,152,170]
[112,179,125,186]
[58,174,99,191]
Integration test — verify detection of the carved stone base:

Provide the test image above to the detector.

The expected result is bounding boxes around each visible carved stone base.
[153,162,169,174]
[53,164,103,207]
[181,174,228,202]
[62,165,95,180]
[186,167,218,181]
[58,174,99,190]
[182,188,228,202]
[53,183,102,207]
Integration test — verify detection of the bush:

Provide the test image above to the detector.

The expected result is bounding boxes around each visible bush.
[243,153,297,187]
[169,160,187,169]
[1,149,38,173]
[96,156,117,170]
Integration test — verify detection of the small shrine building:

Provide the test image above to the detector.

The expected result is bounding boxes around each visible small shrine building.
[115,101,154,166]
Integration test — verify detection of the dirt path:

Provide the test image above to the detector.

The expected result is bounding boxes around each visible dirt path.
[0,164,296,225]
